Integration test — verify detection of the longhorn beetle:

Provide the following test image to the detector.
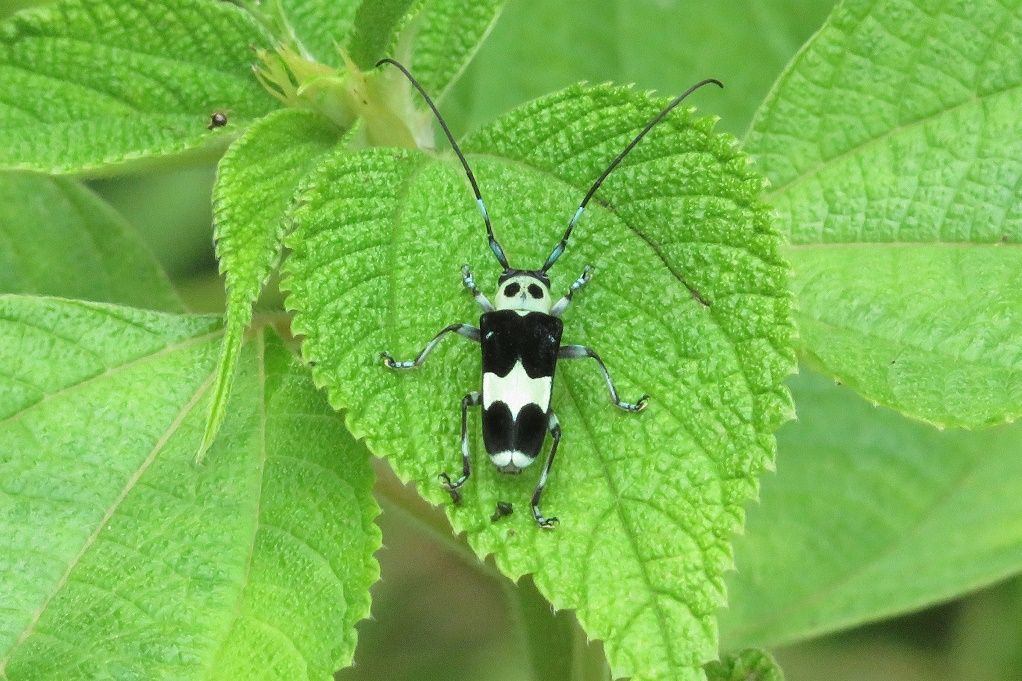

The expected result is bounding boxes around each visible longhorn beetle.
[378,58,722,528]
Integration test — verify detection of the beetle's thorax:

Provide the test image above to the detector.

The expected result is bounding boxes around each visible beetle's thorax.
[494,270,552,314]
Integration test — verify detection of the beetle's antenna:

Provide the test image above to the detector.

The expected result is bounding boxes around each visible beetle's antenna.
[377,58,510,271]
[541,78,723,273]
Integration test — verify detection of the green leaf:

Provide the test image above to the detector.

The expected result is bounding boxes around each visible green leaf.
[746,0,1022,427]
[201,108,343,459]
[0,0,53,20]
[952,577,1022,681]
[0,0,279,173]
[0,172,182,311]
[719,369,1022,650]
[0,297,380,679]
[278,0,504,97]
[278,0,359,64]
[284,85,793,681]
[445,0,835,136]
[89,165,218,280]
[406,0,504,98]
[347,0,418,71]
[705,649,784,681]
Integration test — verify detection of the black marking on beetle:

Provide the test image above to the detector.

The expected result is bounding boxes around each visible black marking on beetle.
[376,57,720,527]
[480,311,562,379]
[482,401,514,454]
[482,401,548,462]
[513,403,549,458]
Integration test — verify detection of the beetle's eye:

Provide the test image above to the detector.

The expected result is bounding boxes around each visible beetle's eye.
[504,283,520,296]
[528,284,544,299]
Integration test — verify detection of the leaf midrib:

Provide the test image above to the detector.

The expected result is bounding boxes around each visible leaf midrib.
[459,149,764,432]
[0,370,216,674]
[560,376,685,676]
[0,328,222,428]
[795,309,1022,372]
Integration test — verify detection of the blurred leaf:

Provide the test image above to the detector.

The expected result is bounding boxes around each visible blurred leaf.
[201,108,343,459]
[446,0,835,136]
[0,0,278,173]
[720,370,1022,649]
[347,0,417,70]
[0,297,379,679]
[284,85,793,681]
[0,172,182,311]
[775,636,946,681]
[951,577,1022,681]
[89,164,217,281]
[705,648,784,681]
[747,0,1022,427]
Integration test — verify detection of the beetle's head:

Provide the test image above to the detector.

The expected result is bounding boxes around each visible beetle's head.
[494,269,552,313]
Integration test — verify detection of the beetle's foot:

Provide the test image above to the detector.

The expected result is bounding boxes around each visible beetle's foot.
[380,351,414,369]
[618,394,650,412]
[438,472,466,504]
[532,505,559,529]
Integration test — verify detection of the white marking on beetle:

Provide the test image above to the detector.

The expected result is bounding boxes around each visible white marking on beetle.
[483,361,551,417]
[489,449,536,470]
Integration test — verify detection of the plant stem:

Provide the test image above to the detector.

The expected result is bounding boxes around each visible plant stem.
[371,459,504,582]
[509,576,612,681]
[371,461,612,680]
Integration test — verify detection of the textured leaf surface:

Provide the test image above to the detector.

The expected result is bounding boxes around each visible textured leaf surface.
[285,85,793,681]
[346,0,417,71]
[705,648,784,681]
[0,0,278,173]
[278,0,359,64]
[447,0,834,136]
[747,0,1022,427]
[720,370,1022,649]
[0,297,379,679]
[408,0,504,98]
[202,108,343,457]
[0,1,54,20]
[278,0,502,97]
[0,172,182,311]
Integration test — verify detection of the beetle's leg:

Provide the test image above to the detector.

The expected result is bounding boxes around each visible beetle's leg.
[531,413,561,529]
[550,265,593,317]
[558,345,649,412]
[462,264,494,312]
[381,323,480,369]
[439,390,481,503]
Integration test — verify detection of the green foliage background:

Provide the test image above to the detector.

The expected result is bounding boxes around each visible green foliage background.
[0,0,1020,680]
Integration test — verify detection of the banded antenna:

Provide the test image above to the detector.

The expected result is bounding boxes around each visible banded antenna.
[377,58,510,271]
[541,78,724,273]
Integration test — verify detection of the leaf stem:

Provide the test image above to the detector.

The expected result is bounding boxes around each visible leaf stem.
[370,462,611,678]
[508,576,611,681]
[371,460,504,582]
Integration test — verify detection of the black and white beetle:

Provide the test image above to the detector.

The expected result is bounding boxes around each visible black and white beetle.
[377,58,721,528]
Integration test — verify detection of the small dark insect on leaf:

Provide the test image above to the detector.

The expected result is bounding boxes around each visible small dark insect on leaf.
[207,111,228,130]
[491,501,513,522]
